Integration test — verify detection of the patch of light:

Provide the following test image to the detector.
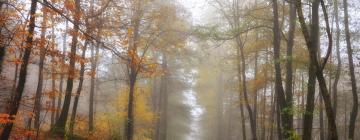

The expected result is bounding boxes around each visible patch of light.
[183,89,204,140]
[177,0,208,24]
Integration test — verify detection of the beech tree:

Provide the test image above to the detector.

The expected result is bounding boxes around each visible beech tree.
[343,0,358,139]
[51,0,81,136]
[0,0,38,139]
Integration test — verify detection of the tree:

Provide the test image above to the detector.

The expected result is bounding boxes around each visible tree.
[33,5,48,133]
[0,3,6,74]
[51,0,81,136]
[57,20,68,121]
[69,39,88,135]
[332,0,341,121]
[49,21,57,127]
[89,19,101,133]
[296,0,338,139]
[124,1,145,139]
[342,0,358,139]
[231,0,257,139]
[285,0,296,135]
[272,0,294,139]
[0,0,38,139]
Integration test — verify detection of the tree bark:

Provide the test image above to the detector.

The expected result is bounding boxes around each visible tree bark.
[126,71,137,140]
[33,7,48,132]
[238,37,257,140]
[332,0,341,121]
[253,51,258,135]
[89,37,95,133]
[302,59,316,140]
[343,0,358,139]
[320,95,325,140]
[50,20,56,128]
[269,79,275,140]
[51,0,81,136]
[125,2,141,139]
[0,39,5,74]
[10,50,22,102]
[236,35,258,139]
[298,72,305,134]
[69,40,88,135]
[260,49,268,140]
[89,32,100,132]
[0,2,6,74]
[88,0,98,132]
[261,80,267,140]
[316,64,338,139]
[57,21,68,120]
[276,102,282,140]
[296,0,338,139]
[272,0,293,139]
[0,0,38,139]
[230,0,249,139]
[285,0,296,134]
[236,43,247,140]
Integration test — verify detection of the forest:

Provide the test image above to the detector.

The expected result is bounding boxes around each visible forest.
[0,0,359,139]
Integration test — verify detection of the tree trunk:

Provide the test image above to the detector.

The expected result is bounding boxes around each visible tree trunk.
[0,41,5,74]
[239,40,257,140]
[316,64,338,140]
[51,66,56,127]
[126,72,137,140]
[0,2,6,74]
[69,40,88,135]
[236,39,247,140]
[276,102,282,140]
[0,0,37,139]
[89,36,100,133]
[51,0,81,136]
[344,93,348,140]
[302,60,316,140]
[260,49,268,140]
[33,7,48,132]
[296,0,338,139]
[269,54,275,140]
[332,0,341,121]
[343,0,358,139]
[87,0,97,133]
[10,50,21,102]
[125,2,141,139]
[285,0,296,134]
[50,21,56,128]
[240,94,247,140]
[320,95,325,140]
[261,81,267,140]
[57,21,68,120]
[253,51,258,135]
[298,73,305,134]
[89,42,95,133]
[272,0,293,139]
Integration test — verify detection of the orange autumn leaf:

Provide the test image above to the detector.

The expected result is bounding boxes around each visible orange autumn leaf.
[64,0,75,11]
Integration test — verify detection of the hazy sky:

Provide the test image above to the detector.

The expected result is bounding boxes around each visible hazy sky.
[178,0,209,24]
